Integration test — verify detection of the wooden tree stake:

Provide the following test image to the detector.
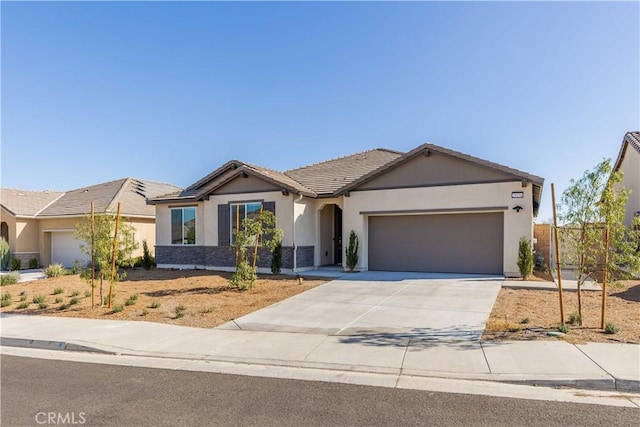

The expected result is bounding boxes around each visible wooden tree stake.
[551,183,565,325]
[600,225,609,330]
[108,203,121,309]
[90,202,95,308]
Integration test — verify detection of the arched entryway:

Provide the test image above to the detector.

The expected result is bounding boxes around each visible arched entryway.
[1,222,8,242]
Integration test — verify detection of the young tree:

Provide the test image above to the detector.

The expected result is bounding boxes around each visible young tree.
[559,159,640,327]
[230,209,283,289]
[76,212,139,306]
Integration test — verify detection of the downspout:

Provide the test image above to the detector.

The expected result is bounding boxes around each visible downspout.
[292,194,303,273]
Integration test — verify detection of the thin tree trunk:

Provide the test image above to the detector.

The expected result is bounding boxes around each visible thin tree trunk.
[108,203,121,309]
[252,205,264,273]
[577,225,584,326]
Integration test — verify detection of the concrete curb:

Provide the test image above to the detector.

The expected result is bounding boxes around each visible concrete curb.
[1,337,119,355]
[2,336,637,394]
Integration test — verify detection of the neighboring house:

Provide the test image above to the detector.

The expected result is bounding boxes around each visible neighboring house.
[613,131,640,227]
[1,178,181,268]
[150,143,544,277]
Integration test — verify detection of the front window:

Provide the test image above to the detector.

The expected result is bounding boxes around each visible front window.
[231,202,262,244]
[171,207,196,245]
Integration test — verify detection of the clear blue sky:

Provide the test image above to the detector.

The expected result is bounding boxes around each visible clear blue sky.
[2,1,638,222]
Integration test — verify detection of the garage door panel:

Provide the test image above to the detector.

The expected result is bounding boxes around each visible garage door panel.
[51,232,90,268]
[368,213,503,274]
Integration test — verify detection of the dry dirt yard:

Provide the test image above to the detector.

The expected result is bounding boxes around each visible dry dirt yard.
[483,279,640,344]
[0,269,326,328]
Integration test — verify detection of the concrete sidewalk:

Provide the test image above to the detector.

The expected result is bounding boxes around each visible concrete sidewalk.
[1,314,637,393]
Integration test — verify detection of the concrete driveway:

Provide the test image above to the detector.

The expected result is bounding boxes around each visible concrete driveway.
[220,272,503,341]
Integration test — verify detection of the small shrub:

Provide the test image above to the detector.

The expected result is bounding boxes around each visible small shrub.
[125,298,137,306]
[70,260,85,274]
[604,323,620,334]
[1,273,20,286]
[175,305,186,318]
[346,230,359,272]
[270,241,283,275]
[17,301,29,309]
[28,258,39,269]
[54,297,63,304]
[84,290,91,298]
[1,293,12,307]
[517,237,534,279]
[103,296,109,306]
[59,304,69,310]
[149,301,161,309]
[558,324,570,333]
[53,287,64,295]
[69,297,79,305]
[70,290,80,297]
[520,317,531,324]
[38,302,48,309]
[10,258,21,271]
[19,292,27,302]
[0,238,10,270]
[130,293,138,301]
[201,306,214,314]
[141,240,155,270]
[32,294,46,304]
[44,264,66,278]
[568,312,581,325]
[141,309,149,316]
[112,304,124,313]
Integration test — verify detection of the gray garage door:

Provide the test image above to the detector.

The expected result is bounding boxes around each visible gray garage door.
[368,213,504,274]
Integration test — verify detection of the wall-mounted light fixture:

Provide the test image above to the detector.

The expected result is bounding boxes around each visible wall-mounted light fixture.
[512,205,523,213]
[281,189,289,196]
[521,179,529,188]
[240,171,248,178]
[423,148,430,157]
[345,191,351,198]
[511,191,524,198]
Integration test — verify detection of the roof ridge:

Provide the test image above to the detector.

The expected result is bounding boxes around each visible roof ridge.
[109,178,132,211]
[33,192,67,217]
[1,188,63,194]
[285,148,402,173]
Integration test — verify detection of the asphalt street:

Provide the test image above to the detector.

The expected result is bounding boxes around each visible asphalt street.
[1,355,638,426]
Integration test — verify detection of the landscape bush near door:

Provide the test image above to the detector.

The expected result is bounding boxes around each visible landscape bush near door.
[346,231,359,272]
[517,237,534,279]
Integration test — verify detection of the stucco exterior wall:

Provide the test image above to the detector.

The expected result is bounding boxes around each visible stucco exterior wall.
[293,197,316,246]
[342,181,534,276]
[619,148,640,227]
[15,218,40,252]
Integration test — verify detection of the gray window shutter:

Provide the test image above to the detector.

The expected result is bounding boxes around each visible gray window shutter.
[263,201,276,215]
[218,204,230,246]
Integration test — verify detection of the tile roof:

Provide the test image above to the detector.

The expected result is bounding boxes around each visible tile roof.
[1,189,64,217]
[285,149,402,195]
[613,131,640,172]
[149,143,545,216]
[3,179,181,218]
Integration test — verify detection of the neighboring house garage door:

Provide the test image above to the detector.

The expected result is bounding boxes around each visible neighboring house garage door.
[368,212,504,274]
[51,231,89,268]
